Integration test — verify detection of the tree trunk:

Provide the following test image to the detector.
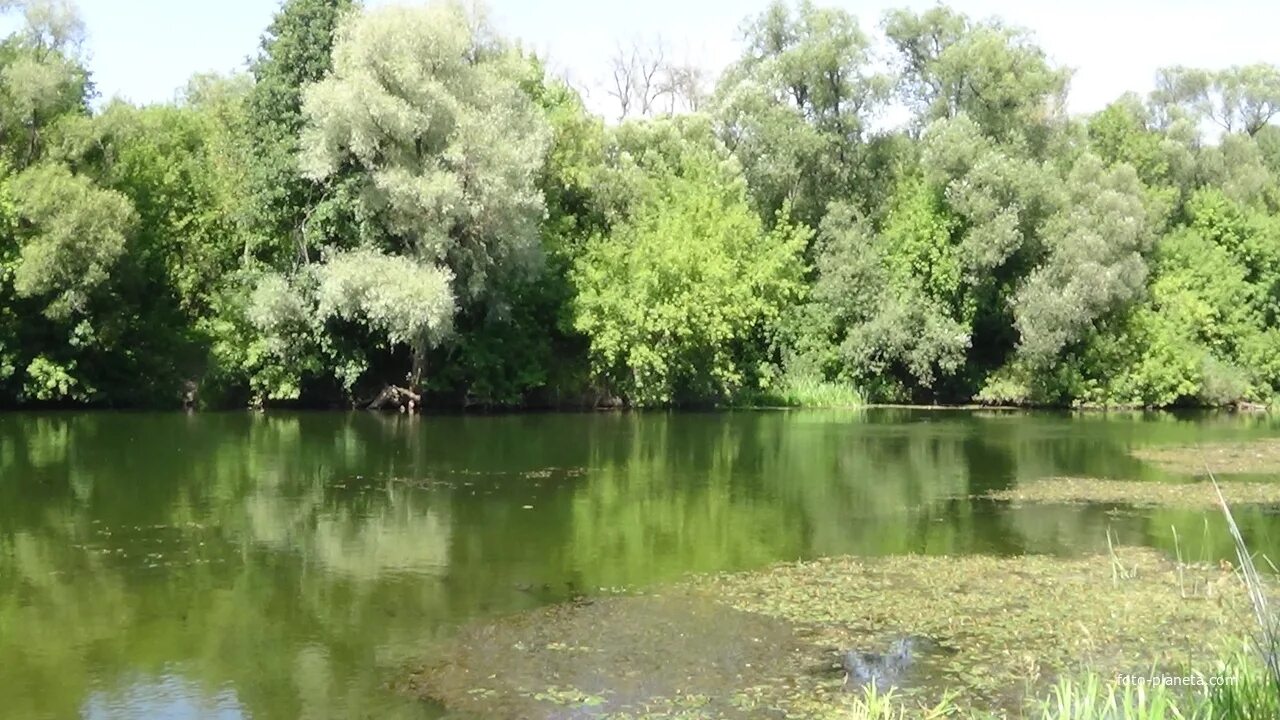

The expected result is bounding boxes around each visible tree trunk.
[410,337,427,397]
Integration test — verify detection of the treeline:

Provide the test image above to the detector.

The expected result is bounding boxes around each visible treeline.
[2,0,1280,410]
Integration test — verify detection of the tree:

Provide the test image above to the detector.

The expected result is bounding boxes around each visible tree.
[796,185,969,398]
[713,0,889,226]
[885,6,1069,146]
[262,1,551,400]
[421,60,607,408]
[242,0,354,267]
[1153,65,1280,136]
[7,163,135,319]
[0,0,89,168]
[1011,154,1155,364]
[607,39,666,121]
[571,118,808,405]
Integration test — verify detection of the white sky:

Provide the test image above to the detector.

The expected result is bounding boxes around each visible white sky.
[10,0,1280,117]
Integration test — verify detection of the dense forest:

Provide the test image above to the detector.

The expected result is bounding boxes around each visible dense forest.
[2,0,1279,410]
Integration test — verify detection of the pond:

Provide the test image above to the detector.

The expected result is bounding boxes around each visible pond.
[2,409,1280,719]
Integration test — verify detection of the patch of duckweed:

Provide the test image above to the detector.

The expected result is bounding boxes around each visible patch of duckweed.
[988,477,1280,508]
[404,549,1259,718]
[1133,440,1280,474]
[696,548,1252,711]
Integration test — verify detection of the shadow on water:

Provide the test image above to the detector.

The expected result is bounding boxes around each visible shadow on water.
[1,409,1279,718]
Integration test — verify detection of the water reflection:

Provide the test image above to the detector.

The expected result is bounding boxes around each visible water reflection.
[84,675,245,720]
[1,410,1279,719]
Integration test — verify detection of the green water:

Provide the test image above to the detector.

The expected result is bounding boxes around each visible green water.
[3,409,1280,719]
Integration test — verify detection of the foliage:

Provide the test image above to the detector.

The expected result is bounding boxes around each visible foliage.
[284,0,551,394]
[8,162,135,318]
[570,119,808,405]
[1012,154,1155,365]
[884,5,1069,145]
[797,197,970,397]
[314,248,456,351]
[2,1,1280,409]
[732,370,865,408]
[712,0,889,226]
[242,0,354,266]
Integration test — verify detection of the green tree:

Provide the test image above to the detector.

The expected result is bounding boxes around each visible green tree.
[796,185,969,398]
[1153,64,1280,137]
[885,5,1069,146]
[571,118,808,405]
[712,0,889,226]
[242,0,355,267]
[424,63,607,407]
[7,163,134,319]
[1012,154,1155,365]
[0,0,89,168]
[255,1,551,400]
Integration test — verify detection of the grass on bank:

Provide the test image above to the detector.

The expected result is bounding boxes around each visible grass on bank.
[733,373,866,408]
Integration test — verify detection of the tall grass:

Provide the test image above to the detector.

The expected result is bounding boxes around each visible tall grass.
[1033,471,1280,719]
[734,373,866,408]
[1037,672,1199,719]
[1206,470,1280,717]
[1206,643,1280,719]
[1209,471,1280,686]
[842,686,961,719]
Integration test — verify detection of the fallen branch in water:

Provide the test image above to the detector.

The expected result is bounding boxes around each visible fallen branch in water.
[366,385,421,412]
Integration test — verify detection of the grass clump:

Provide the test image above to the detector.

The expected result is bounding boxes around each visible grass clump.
[1037,672,1191,719]
[1030,643,1280,719]
[1204,644,1280,719]
[734,372,866,408]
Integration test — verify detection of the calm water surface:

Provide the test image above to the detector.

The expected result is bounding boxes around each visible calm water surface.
[3,409,1280,719]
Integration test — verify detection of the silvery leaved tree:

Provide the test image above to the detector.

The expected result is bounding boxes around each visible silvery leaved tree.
[251,1,551,402]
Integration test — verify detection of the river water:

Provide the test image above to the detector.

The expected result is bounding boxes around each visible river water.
[2,409,1278,719]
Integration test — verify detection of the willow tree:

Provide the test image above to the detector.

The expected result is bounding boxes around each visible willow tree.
[885,5,1069,147]
[274,1,550,403]
[0,0,89,168]
[712,0,889,227]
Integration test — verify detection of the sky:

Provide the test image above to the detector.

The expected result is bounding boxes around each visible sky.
[12,0,1280,117]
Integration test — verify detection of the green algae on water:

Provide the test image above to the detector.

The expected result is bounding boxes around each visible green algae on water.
[988,477,1280,508]
[404,548,1259,718]
[1133,439,1280,475]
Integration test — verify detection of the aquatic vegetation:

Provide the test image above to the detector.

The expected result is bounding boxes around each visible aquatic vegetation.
[1034,477,1280,719]
[697,549,1253,709]
[1030,645,1280,719]
[1036,673,1196,719]
[406,548,1257,718]
[988,477,1280,508]
[1133,440,1280,475]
